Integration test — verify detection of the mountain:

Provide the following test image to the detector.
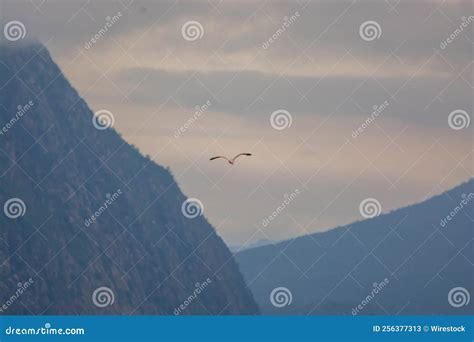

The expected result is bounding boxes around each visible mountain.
[235,180,473,315]
[0,41,258,315]
[230,239,276,253]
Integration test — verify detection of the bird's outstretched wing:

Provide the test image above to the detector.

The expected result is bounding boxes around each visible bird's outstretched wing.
[210,156,229,161]
[231,153,252,163]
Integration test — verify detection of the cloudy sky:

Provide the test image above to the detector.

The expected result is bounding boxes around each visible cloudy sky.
[1,0,472,246]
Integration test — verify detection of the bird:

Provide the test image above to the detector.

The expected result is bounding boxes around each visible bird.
[209,153,252,165]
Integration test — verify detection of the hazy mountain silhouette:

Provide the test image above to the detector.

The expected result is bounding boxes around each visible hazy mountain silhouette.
[0,42,258,315]
[230,239,276,253]
[236,180,473,315]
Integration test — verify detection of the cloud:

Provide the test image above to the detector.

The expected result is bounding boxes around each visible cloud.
[1,0,472,244]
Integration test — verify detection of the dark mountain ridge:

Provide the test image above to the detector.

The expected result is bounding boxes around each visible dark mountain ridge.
[0,41,258,315]
[236,179,473,315]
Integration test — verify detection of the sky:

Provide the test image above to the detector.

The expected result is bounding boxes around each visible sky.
[1,0,472,246]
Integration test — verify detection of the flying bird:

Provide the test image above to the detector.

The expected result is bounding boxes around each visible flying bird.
[209,153,252,165]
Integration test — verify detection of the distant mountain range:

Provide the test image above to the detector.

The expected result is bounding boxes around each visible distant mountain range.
[0,42,258,315]
[230,239,276,253]
[236,180,473,315]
